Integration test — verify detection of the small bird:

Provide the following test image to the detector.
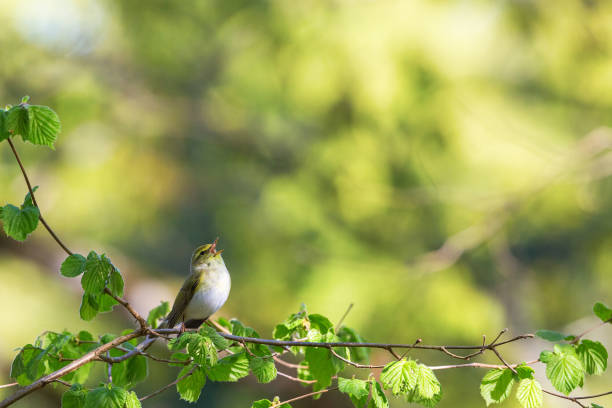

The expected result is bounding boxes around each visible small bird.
[161,239,231,329]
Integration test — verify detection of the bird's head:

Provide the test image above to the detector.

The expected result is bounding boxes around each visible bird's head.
[191,238,224,269]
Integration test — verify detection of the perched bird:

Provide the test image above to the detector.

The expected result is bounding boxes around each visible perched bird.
[161,239,231,329]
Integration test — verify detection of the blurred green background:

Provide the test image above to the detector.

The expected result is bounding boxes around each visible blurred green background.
[1,0,612,407]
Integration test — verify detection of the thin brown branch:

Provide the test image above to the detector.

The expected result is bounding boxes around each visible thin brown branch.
[271,386,338,408]
[276,371,317,384]
[491,348,517,374]
[335,303,353,332]
[273,357,306,370]
[571,318,612,345]
[7,138,73,256]
[104,288,147,329]
[151,328,534,354]
[430,359,540,371]
[328,347,385,369]
[0,329,144,408]
[139,365,197,402]
[0,384,17,390]
[542,389,588,408]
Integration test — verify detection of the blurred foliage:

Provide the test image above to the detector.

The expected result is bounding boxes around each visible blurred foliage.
[1,0,612,407]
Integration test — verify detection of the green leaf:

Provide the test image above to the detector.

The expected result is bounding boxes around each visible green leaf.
[108,268,124,297]
[516,378,543,408]
[591,404,604,408]
[176,364,206,403]
[576,340,608,375]
[543,345,584,395]
[593,302,612,322]
[205,352,250,382]
[25,105,61,148]
[61,384,87,408]
[380,359,418,395]
[308,314,334,334]
[111,355,148,388]
[535,330,567,342]
[199,325,231,350]
[369,380,389,408]
[84,384,128,408]
[414,364,441,400]
[304,346,336,388]
[251,400,273,408]
[480,368,515,405]
[61,254,87,278]
[338,377,369,408]
[147,301,170,329]
[0,109,9,142]
[249,355,277,383]
[81,251,111,294]
[79,293,99,321]
[1,204,39,241]
[10,345,46,385]
[515,364,535,380]
[125,391,141,408]
[7,105,29,137]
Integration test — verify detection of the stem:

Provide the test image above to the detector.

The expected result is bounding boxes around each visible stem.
[271,387,338,408]
[138,365,197,402]
[7,138,73,256]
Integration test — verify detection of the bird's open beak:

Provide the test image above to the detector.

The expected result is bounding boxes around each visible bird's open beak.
[210,237,223,256]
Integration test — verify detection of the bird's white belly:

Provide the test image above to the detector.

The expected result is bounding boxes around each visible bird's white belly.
[183,269,230,321]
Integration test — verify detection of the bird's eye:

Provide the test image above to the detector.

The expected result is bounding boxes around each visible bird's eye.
[200,251,206,256]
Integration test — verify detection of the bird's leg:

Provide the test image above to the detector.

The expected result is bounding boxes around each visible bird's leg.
[180,319,186,335]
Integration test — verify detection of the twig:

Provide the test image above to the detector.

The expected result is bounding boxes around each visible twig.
[430,359,540,371]
[7,138,73,256]
[276,371,317,384]
[271,386,338,408]
[0,384,17,390]
[542,389,588,408]
[328,347,385,369]
[104,288,148,329]
[139,365,197,402]
[571,318,612,344]
[335,303,353,332]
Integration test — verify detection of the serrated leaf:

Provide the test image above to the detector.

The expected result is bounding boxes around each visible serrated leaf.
[84,384,127,408]
[516,378,542,408]
[108,268,124,297]
[515,364,535,380]
[543,346,584,395]
[25,105,61,148]
[1,204,39,241]
[535,330,567,342]
[125,391,141,408]
[79,293,99,321]
[111,354,148,388]
[591,404,604,408]
[176,365,206,403]
[249,355,277,383]
[0,109,9,141]
[370,380,389,408]
[7,105,29,137]
[380,359,418,395]
[61,254,87,278]
[576,340,608,375]
[147,301,170,329]
[480,368,515,406]
[206,352,249,382]
[61,384,87,408]
[304,346,336,388]
[81,251,111,294]
[415,364,441,400]
[308,314,334,334]
[338,377,369,408]
[199,325,231,350]
[593,302,612,322]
